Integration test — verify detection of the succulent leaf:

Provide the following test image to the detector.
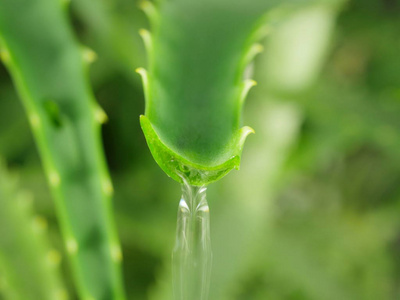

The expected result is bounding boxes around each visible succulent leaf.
[0,0,126,299]
[138,0,287,185]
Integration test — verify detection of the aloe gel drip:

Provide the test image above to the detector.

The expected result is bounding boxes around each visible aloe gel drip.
[172,176,212,300]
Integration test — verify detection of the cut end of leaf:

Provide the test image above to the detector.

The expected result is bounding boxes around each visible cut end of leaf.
[140,115,249,186]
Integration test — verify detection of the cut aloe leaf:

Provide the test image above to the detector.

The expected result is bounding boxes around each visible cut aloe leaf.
[137,0,296,186]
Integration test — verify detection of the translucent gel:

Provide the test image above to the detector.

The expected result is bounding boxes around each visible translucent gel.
[172,177,212,300]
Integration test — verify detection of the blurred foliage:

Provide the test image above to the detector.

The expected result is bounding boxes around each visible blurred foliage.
[1,0,400,299]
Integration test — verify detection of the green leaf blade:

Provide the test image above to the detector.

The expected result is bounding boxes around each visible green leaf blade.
[140,0,272,185]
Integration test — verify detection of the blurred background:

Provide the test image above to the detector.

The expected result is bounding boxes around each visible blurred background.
[1,0,400,299]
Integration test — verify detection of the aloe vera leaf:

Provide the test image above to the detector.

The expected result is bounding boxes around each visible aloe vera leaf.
[0,1,125,299]
[0,159,67,300]
[139,0,342,186]
[138,0,298,186]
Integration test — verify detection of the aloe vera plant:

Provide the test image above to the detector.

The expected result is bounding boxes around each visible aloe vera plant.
[0,0,342,298]
[0,0,125,299]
